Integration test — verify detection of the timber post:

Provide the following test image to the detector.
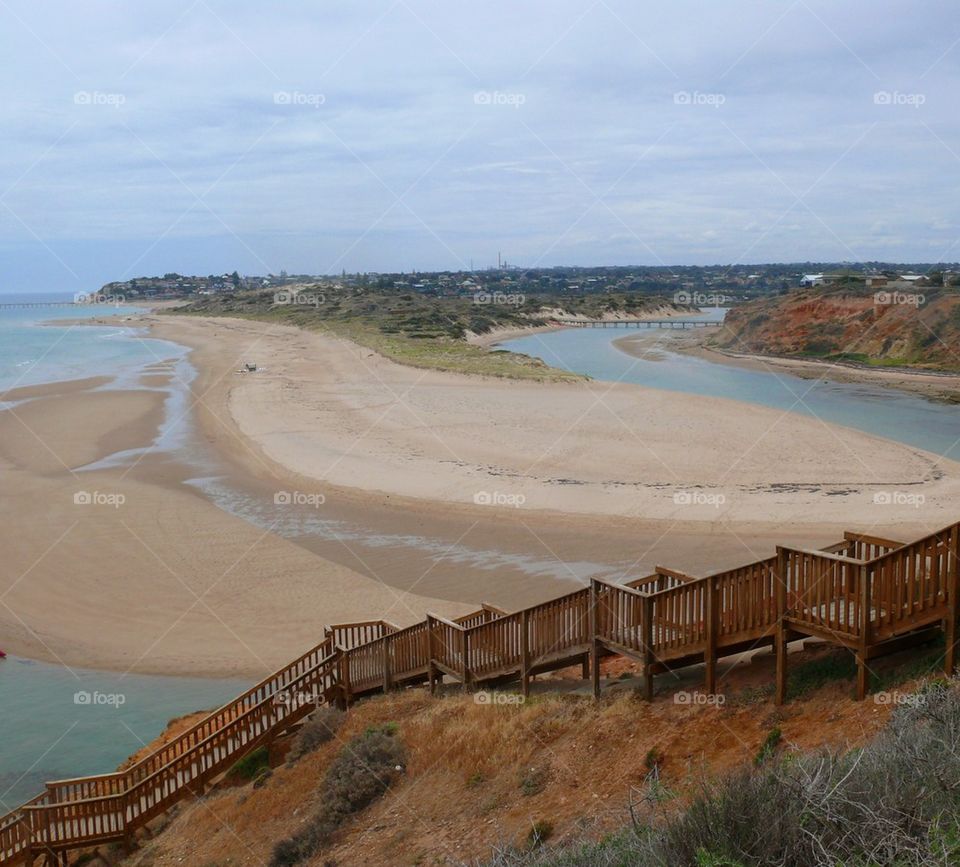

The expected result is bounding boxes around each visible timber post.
[855,563,872,701]
[946,524,960,675]
[520,608,530,698]
[704,576,718,696]
[589,580,601,698]
[641,593,654,701]
[774,546,788,705]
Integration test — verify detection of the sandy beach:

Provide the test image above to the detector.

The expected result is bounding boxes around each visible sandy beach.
[148,315,960,525]
[4,311,959,680]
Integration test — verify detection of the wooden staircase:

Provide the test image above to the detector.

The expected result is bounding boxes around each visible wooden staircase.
[3,523,957,866]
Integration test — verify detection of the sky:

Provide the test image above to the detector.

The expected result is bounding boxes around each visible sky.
[0,0,958,292]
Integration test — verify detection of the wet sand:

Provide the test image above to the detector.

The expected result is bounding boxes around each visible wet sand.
[4,311,958,679]
[0,376,470,679]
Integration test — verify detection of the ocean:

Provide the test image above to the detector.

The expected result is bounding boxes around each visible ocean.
[0,292,249,809]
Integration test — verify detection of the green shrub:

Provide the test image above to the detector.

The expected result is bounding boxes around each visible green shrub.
[286,706,345,765]
[270,725,405,866]
[226,745,270,783]
[753,727,782,766]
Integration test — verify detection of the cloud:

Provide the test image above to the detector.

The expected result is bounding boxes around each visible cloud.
[0,0,958,289]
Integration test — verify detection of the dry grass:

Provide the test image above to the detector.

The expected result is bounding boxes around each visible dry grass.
[123,662,903,867]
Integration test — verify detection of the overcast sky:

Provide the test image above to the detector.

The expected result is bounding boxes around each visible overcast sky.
[1,1,958,291]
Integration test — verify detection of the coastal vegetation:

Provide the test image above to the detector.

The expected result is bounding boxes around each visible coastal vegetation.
[269,724,406,866]
[487,680,960,866]
[167,285,687,380]
[119,640,954,867]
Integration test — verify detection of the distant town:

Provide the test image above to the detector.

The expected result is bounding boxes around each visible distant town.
[100,262,960,304]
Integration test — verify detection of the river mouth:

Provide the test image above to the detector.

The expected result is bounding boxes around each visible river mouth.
[497,311,960,463]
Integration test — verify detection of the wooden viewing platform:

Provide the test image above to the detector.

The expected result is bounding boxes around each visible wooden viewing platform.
[2,521,958,865]
[560,318,721,328]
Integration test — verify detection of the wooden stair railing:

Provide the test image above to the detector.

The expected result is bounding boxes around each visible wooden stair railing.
[0,641,339,865]
[3,521,959,866]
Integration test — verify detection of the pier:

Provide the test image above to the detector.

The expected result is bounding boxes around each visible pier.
[561,318,722,328]
[0,302,78,310]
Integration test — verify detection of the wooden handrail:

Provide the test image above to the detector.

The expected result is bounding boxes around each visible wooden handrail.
[843,531,905,549]
[425,612,466,630]
[653,565,700,582]
[776,545,867,566]
[4,520,959,866]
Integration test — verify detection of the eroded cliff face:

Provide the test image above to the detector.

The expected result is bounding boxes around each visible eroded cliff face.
[714,287,960,369]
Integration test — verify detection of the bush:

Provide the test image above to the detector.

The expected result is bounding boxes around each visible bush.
[753,727,781,766]
[226,745,270,783]
[519,766,549,797]
[286,706,345,765]
[526,820,554,849]
[270,725,405,866]
[483,681,960,866]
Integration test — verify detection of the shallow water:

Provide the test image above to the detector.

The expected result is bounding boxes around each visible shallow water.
[1,295,247,810]
[499,310,960,461]
[0,655,245,809]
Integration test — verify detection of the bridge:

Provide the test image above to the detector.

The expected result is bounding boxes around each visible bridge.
[560,318,722,328]
[0,302,78,310]
[2,521,957,865]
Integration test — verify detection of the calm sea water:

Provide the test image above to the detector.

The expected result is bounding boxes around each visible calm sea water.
[0,656,245,809]
[0,292,249,810]
[499,310,960,461]
[0,292,173,392]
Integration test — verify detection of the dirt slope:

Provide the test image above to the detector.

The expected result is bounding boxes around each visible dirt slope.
[107,639,938,867]
[714,286,960,370]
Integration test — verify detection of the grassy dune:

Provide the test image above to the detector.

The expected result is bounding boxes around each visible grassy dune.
[169,286,684,381]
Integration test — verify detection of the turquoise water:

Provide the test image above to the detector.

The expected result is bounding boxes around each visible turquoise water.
[0,655,246,810]
[0,293,249,811]
[500,312,960,461]
[0,292,176,392]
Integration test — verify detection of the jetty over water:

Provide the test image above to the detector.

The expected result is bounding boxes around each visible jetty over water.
[2,521,958,865]
[0,302,78,310]
[561,317,721,328]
